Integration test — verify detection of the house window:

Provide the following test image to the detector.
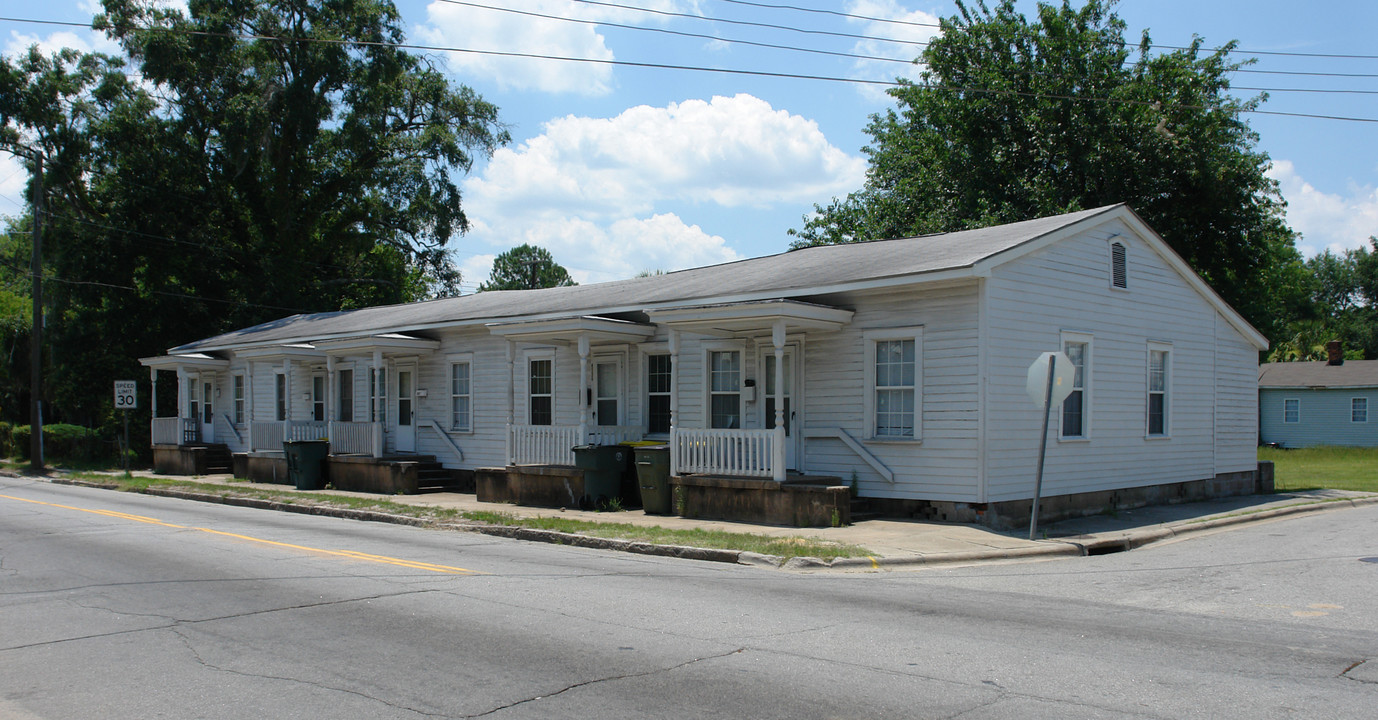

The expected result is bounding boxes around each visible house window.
[233,374,245,425]
[529,358,553,426]
[1111,241,1128,289]
[370,368,387,423]
[338,368,354,422]
[1283,398,1300,424]
[864,329,922,440]
[594,360,620,426]
[1147,345,1170,436]
[646,354,671,434]
[311,375,325,422]
[709,350,741,429]
[1061,335,1090,438]
[202,381,213,424]
[451,361,471,431]
[1353,398,1368,423]
[187,378,198,421]
[275,373,286,422]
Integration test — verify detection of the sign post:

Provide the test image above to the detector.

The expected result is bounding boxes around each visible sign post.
[114,381,137,476]
[1025,352,1075,540]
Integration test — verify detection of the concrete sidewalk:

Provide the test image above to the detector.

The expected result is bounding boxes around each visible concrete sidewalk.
[35,470,1378,571]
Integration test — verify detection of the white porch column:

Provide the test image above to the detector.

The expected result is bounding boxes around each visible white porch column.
[772,320,786,483]
[325,355,335,445]
[149,367,158,420]
[246,362,256,450]
[282,357,293,444]
[371,350,383,458]
[176,367,187,420]
[505,340,515,466]
[668,329,679,477]
[577,334,590,444]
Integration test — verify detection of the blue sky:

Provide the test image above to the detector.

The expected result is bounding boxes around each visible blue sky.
[3,0,1375,292]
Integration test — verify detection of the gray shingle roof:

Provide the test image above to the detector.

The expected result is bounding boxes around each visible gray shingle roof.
[172,205,1120,353]
[1258,360,1378,389]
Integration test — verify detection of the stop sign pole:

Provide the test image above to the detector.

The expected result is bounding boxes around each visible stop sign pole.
[1026,352,1075,540]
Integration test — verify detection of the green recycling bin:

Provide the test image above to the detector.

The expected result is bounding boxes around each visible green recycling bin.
[573,444,630,509]
[633,445,672,515]
[284,440,329,490]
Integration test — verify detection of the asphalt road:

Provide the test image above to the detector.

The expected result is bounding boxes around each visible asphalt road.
[2,476,1375,719]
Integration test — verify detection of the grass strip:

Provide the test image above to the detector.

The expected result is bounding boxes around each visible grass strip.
[1259,446,1378,493]
[51,470,873,561]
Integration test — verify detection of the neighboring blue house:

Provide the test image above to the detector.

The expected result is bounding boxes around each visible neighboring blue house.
[1259,344,1378,448]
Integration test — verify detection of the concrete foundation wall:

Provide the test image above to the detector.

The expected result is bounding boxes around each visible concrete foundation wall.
[672,475,851,528]
[234,453,290,484]
[153,445,204,475]
[327,456,418,495]
[477,466,587,508]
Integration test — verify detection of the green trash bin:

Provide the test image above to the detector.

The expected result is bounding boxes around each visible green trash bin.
[284,440,329,490]
[633,445,672,515]
[573,444,629,509]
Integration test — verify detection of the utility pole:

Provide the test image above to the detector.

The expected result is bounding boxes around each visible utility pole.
[29,155,44,472]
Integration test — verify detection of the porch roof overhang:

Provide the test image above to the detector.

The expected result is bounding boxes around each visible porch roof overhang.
[139,353,229,371]
[231,343,328,362]
[485,315,657,345]
[645,299,854,338]
[312,333,441,356]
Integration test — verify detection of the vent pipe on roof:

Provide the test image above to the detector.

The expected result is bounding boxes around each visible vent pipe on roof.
[1326,340,1344,366]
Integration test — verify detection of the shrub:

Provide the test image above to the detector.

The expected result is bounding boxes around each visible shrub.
[0,421,11,457]
[12,424,109,462]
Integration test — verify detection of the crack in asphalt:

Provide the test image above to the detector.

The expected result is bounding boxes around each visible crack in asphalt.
[170,628,448,718]
[460,647,747,718]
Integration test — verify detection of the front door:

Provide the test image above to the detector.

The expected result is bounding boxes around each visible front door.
[200,377,215,443]
[762,346,798,469]
[393,364,415,453]
[593,357,622,426]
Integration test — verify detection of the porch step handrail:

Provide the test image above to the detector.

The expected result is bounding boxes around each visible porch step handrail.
[802,427,895,483]
[509,424,579,466]
[329,421,374,455]
[216,413,243,445]
[673,427,775,479]
[423,420,465,463]
[151,417,181,445]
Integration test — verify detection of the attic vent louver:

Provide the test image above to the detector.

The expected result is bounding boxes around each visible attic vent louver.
[1110,241,1128,289]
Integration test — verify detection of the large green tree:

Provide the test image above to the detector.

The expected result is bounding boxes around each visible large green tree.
[0,0,506,433]
[792,0,1305,344]
[479,244,576,292]
[1272,241,1378,361]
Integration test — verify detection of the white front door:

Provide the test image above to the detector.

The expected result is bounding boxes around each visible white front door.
[761,346,798,469]
[199,377,215,443]
[593,357,623,426]
[393,365,416,453]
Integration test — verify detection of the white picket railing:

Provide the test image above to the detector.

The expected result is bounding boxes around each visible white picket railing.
[586,425,643,446]
[329,421,375,455]
[510,424,580,466]
[288,420,329,442]
[250,421,284,452]
[673,427,776,478]
[151,417,182,445]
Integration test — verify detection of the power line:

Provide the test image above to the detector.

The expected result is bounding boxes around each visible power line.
[563,0,928,46]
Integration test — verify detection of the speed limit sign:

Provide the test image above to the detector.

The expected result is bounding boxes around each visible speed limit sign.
[114,380,137,410]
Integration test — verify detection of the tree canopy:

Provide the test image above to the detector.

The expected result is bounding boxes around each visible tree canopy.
[791,0,1306,345]
[479,244,577,292]
[0,0,506,434]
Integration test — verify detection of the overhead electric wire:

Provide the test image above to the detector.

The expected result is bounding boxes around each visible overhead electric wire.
[0,15,1374,124]
[564,0,926,46]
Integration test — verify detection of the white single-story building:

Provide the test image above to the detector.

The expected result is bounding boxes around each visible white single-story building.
[1259,345,1377,448]
[141,204,1267,526]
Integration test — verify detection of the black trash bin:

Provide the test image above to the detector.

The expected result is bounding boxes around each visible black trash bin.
[572,444,629,509]
[633,445,672,515]
[284,440,329,490]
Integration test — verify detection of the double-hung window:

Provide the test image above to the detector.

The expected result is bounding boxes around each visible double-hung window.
[1147,343,1171,437]
[233,374,245,425]
[529,358,553,426]
[338,368,354,422]
[450,357,472,431]
[1061,334,1091,439]
[275,373,287,422]
[1353,398,1368,423]
[311,375,326,422]
[708,350,741,429]
[370,368,387,423]
[646,354,672,434]
[1283,398,1300,424]
[865,328,921,440]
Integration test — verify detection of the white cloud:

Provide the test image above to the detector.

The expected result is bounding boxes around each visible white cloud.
[1269,160,1378,256]
[0,154,28,217]
[846,0,942,102]
[459,94,864,283]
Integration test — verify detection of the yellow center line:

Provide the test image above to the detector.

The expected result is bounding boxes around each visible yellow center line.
[0,493,482,576]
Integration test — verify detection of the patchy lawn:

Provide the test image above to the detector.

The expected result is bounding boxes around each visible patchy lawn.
[1259,446,1378,493]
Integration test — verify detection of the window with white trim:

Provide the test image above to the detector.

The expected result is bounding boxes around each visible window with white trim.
[1283,398,1300,423]
[529,358,553,426]
[865,328,922,440]
[646,354,671,434]
[1110,241,1128,289]
[1060,334,1091,439]
[274,373,286,422]
[311,375,326,422]
[1353,397,1368,423]
[370,368,387,423]
[1147,344,1170,436]
[450,359,472,431]
[338,368,354,422]
[233,374,245,425]
[708,350,741,429]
